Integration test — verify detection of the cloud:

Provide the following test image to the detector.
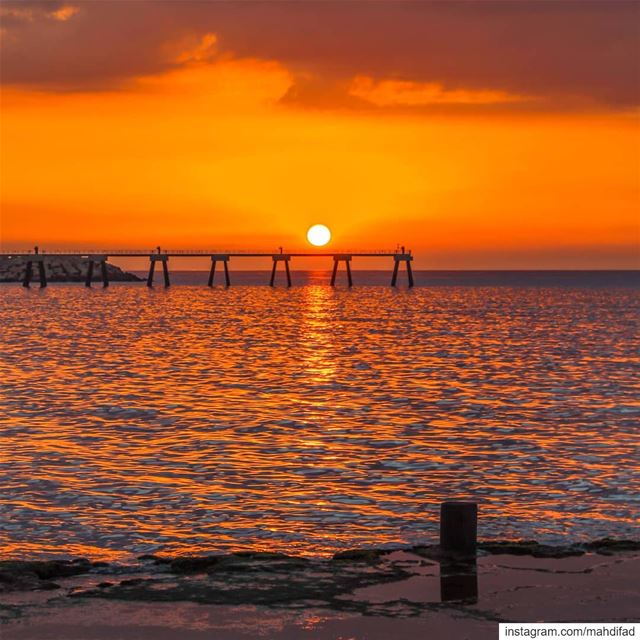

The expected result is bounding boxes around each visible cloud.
[0,1,637,111]
[175,33,218,64]
[0,2,78,23]
[348,76,533,107]
[51,5,79,22]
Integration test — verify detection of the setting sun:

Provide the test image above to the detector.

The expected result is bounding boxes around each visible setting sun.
[307,224,331,247]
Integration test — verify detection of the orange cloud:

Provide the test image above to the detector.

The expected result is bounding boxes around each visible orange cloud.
[349,76,533,107]
[51,5,79,22]
[175,33,218,64]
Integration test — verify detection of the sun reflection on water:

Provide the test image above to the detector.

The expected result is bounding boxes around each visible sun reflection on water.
[0,284,638,560]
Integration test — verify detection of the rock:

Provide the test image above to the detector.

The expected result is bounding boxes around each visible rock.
[0,558,93,592]
[0,257,142,282]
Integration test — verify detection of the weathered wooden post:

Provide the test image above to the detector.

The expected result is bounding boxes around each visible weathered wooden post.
[440,501,477,555]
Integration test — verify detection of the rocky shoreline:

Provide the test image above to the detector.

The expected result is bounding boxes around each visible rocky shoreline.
[2,539,638,639]
[2,538,638,596]
[0,257,141,283]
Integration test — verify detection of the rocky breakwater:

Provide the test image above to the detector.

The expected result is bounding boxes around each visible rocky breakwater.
[0,257,141,283]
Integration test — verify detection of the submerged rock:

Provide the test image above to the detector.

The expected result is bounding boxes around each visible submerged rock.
[478,540,585,558]
[0,558,93,592]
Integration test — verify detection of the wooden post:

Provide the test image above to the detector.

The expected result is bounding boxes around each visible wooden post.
[147,259,155,287]
[208,260,216,287]
[38,261,47,288]
[346,259,353,287]
[101,260,109,288]
[23,261,33,288]
[440,501,477,555]
[85,260,94,287]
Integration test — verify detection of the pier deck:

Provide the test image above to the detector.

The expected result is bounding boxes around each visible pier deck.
[0,247,415,288]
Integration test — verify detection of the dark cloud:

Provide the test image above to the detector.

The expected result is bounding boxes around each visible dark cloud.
[1,1,638,109]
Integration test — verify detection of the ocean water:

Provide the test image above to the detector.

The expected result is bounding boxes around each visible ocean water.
[1,271,638,560]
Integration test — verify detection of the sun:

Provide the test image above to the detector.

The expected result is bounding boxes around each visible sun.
[307,224,331,247]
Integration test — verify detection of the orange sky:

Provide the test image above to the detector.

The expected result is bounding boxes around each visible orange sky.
[1,1,639,268]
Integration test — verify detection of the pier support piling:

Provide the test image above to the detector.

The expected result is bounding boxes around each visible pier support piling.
[331,255,353,287]
[162,259,170,288]
[84,255,108,288]
[223,260,230,287]
[38,262,47,288]
[391,253,414,288]
[147,260,155,287]
[22,261,33,288]
[148,255,169,287]
[100,260,109,288]
[440,501,477,555]
[85,260,94,287]
[208,255,230,287]
[270,255,292,287]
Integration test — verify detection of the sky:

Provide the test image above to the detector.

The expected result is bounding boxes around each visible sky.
[1,0,639,269]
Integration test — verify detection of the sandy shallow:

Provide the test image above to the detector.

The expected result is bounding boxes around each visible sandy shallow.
[2,547,638,640]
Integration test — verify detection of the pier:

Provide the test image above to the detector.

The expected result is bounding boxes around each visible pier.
[1,246,415,288]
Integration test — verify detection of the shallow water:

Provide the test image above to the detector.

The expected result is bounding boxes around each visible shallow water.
[1,273,639,560]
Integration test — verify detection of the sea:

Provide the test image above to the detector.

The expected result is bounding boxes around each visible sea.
[1,270,638,561]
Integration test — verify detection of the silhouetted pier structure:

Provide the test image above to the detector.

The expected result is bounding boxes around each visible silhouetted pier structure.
[2,246,414,288]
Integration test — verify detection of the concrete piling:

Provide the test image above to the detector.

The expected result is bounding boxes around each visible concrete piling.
[208,260,216,287]
[85,260,94,287]
[22,261,33,288]
[147,260,155,287]
[208,255,231,287]
[162,259,170,288]
[100,260,109,288]
[270,255,292,287]
[37,261,47,288]
[392,253,414,288]
[223,259,230,287]
[331,255,353,287]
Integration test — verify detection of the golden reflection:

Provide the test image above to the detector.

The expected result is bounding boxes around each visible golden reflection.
[300,284,337,383]
[0,285,637,560]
